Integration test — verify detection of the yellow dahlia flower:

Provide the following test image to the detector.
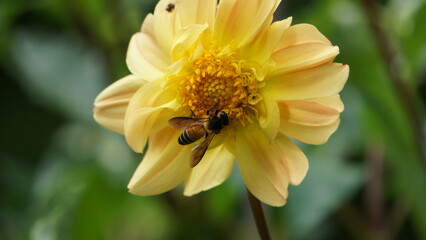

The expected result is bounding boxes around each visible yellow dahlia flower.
[93,0,348,206]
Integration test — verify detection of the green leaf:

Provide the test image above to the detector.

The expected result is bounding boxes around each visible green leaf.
[285,145,364,239]
[11,30,106,122]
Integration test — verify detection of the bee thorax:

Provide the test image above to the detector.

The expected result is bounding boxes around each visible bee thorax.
[207,117,222,132]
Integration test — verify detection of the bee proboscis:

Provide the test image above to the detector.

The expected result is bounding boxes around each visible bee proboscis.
[168,107,229,167]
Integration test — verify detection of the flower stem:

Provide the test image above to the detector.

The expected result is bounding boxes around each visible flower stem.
[360,0,426,167]
[247,190,271,240]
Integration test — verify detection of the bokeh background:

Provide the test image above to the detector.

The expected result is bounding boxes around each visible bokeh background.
[1,0,426,239]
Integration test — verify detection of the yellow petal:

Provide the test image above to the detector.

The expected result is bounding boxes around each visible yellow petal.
[93,75,146,134]
[126,32,170,81]
[140,13,154,35]
[271,43,339,76]
[94,75,145,103]
[177,0,217,28]
[171,23,208,61]
[266,63,349,100]
[223,127,237,156]
[241,17,292,64]
[214,0,280,48]
[184,144,235,196]
[124,81,178,152]
[274,24,332,51]
[152,0,218,53]
[128,127,192,195]
[257,91,280,142]
[242,17,292,64]
[274,135,308,185]
[236,125,289,206]
[153,0,181,53]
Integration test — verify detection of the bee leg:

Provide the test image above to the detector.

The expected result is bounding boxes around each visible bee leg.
[206,101,220,115]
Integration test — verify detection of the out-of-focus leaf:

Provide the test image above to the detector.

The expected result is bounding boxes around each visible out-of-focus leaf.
[321,0,426,238]
[286,158,363,239]
[386,0,426,84]
[30,123,174,240]
[11,30,105,122]
[30,205,65,240]
[0,0,23,58]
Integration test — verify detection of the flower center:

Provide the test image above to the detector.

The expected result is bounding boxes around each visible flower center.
[178,48,262,124]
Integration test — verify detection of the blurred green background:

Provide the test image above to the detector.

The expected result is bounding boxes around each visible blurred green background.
[1,0,425,239]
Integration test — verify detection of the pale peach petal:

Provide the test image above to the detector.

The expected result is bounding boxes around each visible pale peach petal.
[310,94,344,112]
[214,0,280,48]
[270,23,338,75]
[124,81,179,152]
[274,24,332,51]
[242,17,292,64]
[93,75,146,134]
[277,96,343,144]
[177,0,217,28]
[171,24,208,61]
[257,92,280,142]
[236,125,289,206]
[278,98,342,126]
[128,127,192,195]
[280,119,340,145]
[274,135,308,185]
[184,144,235,196]
[271,43,339,76]
[266,63,349,100]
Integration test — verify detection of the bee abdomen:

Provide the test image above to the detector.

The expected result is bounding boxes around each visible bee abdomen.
[178,130,195,145]
[178,125,205,145]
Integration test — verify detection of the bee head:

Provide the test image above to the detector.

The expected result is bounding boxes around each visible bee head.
[219,111,229,126]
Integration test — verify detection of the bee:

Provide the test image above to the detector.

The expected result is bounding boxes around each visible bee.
[168,105,229,167]
[165,3,175,12]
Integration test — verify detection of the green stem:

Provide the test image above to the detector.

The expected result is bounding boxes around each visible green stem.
[247,190,271,240]
[360,0,426,167]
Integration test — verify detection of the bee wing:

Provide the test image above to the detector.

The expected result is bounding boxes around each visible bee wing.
[191,132,216,167]
[168,117,208,129]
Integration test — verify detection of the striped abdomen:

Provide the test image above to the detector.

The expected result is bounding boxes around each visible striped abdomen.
[178,125,206,145]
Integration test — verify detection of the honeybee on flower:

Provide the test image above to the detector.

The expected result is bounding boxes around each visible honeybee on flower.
[93,0,349,206]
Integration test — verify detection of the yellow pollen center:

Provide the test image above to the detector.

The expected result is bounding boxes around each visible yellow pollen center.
[178,48,261,123]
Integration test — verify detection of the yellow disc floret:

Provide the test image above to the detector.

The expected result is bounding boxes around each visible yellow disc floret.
[178,47,262,124]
